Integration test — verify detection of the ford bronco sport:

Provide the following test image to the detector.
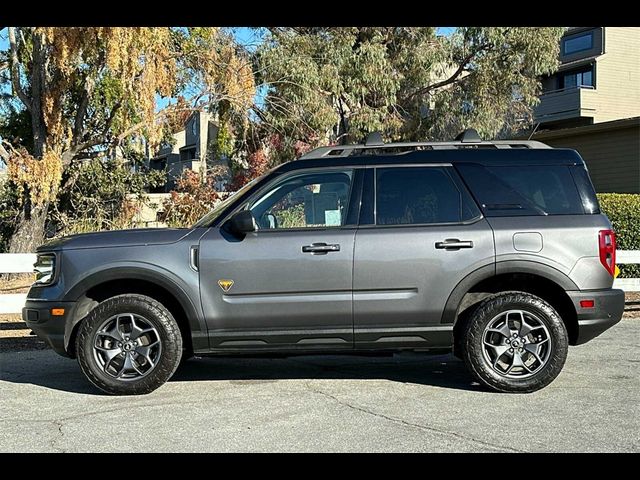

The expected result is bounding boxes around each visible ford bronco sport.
[23,129,625,395]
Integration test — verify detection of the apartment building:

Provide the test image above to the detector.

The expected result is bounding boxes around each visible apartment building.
[531,27,640,193]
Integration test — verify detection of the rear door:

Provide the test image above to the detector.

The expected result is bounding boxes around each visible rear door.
[353,165,495,349]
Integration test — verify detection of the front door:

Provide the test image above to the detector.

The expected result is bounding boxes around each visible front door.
[353,165,495,349]
[198,168,358,351]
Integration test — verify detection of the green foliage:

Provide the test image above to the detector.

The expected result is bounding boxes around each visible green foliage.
[215,121,235,159]
[160,170,220,228]
[51,159,166,236]
[0,179,22,252]
[597,194,640,278]
[274,203,305,228]
[257,27,563,160]
[0,109,34,155]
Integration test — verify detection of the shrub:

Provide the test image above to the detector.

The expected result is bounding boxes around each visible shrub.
[160,170,220,228]
[51,159,166,237]
[597,193,640,279]
[228,148,271,190]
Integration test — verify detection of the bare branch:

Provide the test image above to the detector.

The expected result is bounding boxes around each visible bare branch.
[8,27,32,112]
[72,77,96,145]
[0,139,12,163]
[402,43,490,102]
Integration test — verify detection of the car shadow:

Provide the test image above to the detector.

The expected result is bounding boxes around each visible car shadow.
[170,352,483,392]
[0,350,483,395]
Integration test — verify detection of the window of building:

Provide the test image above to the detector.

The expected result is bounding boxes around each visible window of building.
[375,167,479,225]
[559,66,594,89]
[180,147,196,162]
[563,32,593,55]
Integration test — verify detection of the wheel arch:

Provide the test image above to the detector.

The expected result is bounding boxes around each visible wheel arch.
[63,266,206,356]
[444,261,579,352]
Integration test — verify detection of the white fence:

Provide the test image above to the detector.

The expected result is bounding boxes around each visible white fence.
[1,251,639,314]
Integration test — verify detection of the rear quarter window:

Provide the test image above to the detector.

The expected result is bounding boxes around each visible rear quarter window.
[456,163,586,216]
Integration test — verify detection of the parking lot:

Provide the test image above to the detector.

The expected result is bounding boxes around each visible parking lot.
[1,315,638,452]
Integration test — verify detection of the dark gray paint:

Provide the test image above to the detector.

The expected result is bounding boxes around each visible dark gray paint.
[352,220,495,348]
[198,227,356,350]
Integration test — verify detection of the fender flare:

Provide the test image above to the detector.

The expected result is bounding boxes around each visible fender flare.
[63,265,206,351]
[441,260,578,325]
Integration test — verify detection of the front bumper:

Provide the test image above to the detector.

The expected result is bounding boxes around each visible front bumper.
[567,289,625,345]
[22,300,77,357]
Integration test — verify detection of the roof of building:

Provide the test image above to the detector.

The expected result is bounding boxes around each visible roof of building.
[533,116,640,140]
[558,55,600,71]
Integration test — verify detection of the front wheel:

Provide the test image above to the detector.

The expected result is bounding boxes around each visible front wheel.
[76,294,183,395]
[461,291,568,393]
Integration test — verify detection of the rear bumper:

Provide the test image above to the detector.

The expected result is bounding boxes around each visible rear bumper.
[22,300,77,357]
[567,289,625,345]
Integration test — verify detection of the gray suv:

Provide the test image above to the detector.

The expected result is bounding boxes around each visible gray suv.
[23,129,625,395]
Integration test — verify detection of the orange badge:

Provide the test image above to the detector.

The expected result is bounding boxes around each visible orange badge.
[218,279,234,292]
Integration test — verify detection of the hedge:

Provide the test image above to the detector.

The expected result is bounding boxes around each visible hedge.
[597,193,640,279]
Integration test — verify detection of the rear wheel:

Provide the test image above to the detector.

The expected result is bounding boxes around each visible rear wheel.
[76,294,182,395]
[461,291,568,393]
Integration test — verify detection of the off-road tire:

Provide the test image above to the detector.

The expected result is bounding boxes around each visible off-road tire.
[461,291,568,393]
[76,294,182,395]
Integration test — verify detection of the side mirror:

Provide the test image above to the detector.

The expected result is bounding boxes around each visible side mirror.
[226,210,257,235]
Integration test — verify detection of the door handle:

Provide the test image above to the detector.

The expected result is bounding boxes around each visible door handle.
[435,239,474,250]
[302,243,341,254]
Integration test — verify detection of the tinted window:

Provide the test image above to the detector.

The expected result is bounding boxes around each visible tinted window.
[375,167,478,225]
[563,32,593,55]
[250,170,353,229]
[457,164,585,216]
[570,165,600,214]
[560,66,593,89]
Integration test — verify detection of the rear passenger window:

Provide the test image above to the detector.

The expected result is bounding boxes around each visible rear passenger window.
[456,164,585,216]
[375,167,479,225]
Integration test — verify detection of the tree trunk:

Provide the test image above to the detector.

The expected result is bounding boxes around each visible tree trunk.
[5,30,50,255]
[8,203,48,253]
[30,31,47,158]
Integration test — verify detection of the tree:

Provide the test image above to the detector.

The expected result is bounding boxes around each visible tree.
[256,27,564,160]
[51,159,166,236]
[1,27,255,252]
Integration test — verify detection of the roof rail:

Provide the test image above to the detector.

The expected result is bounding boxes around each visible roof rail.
[298,128,550,159]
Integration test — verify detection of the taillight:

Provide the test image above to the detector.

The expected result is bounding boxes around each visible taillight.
[598,230,616,276]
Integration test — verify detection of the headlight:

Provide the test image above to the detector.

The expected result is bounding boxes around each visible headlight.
[34,253,56,285]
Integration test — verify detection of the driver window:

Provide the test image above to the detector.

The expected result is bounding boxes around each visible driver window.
[249,170,353,230]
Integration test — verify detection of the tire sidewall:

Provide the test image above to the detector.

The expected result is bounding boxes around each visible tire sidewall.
[463,292,568,393]
[77,294,182,395]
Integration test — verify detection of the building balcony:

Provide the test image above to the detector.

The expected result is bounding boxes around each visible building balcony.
[534,86,598,126]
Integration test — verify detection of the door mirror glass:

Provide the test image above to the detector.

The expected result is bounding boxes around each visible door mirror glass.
[226,210,257,235]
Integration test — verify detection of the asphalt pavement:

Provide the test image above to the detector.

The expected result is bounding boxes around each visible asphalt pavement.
[1,319,638,452]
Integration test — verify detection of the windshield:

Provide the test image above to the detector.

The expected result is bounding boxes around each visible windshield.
[192,172,269,228]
